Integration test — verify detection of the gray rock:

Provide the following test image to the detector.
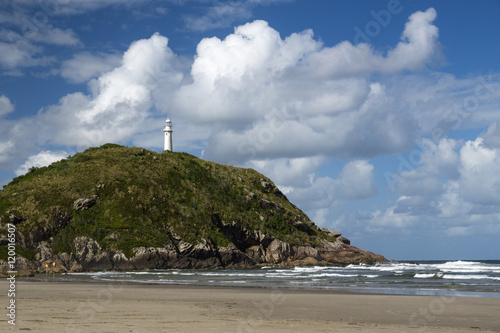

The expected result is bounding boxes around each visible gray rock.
[338,236,350,245]
[218,243,255,268]
[35,241,53,263]
[321,227,342,238]
[294,246,319,261]
[265,239,293,264]
[73,196,98,210]
[177,241,194,255]
[73,236,111,270]
[260,179,272,191]
[245,245,265,262]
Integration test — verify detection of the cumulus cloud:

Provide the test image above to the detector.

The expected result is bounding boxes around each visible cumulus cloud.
[303,8,439,78]
[247,156,327,189]
[0,141,15,164]
[61,52,122,83]
[483,121,500,148]
[0,32,184,172]
[339,160,378,200]
[15,150,68,176]
[0,95,14,117]
[458,137,500,205]
[284,160,378,217]
[37,33,183,148]
[362,128,500,237]
[392,138,460,196]
[169,9,439,164]
[369,205,419,229]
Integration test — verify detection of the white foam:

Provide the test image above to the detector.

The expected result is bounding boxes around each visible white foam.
[414,273,443,279]
[442,274,500,281]
[436,261,500,273]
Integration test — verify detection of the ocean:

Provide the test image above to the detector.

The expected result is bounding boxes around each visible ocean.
[55,260,500,298]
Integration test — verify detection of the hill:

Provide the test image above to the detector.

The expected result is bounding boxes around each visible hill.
[0,144,385,275]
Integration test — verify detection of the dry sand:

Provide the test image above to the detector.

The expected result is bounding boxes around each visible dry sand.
[1,280,499,332]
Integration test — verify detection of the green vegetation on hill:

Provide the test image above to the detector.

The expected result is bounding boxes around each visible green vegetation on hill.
[0,144,334,260]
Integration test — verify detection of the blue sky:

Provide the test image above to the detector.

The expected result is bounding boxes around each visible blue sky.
[1,0,500,260]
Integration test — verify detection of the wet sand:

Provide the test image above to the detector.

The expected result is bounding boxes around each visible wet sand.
[1,280,499,332]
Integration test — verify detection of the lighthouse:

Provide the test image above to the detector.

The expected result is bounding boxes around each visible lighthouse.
[163,118,173,151]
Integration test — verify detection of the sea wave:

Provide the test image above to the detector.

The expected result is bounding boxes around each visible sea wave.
[59,260,500,297]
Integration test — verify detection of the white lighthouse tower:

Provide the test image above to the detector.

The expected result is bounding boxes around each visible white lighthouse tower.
[163,118,173,152]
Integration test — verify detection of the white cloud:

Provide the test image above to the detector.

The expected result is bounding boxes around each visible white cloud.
[373,129,500,236]
[29,27,80,46]
[247,156,327,189]
[5,0,149,16]
[419,138,460,179]
[181,0,289,32]
[183,2,253,32]
[393,138,460,196]
[0,95,14,117]
[369,206,419,229]
[0,37,55,74]
[303,8,439,77]
[384,8,440,71]
[0,32,184,170]
[339,160,378,200]
[15,150,68,176]
[36,33,183,148]
[483,121,500,148]
[458,137,500,205]
[173,13,440,163]
[61,52,122,83]
[437,181,473,219]
[0,141,14,164]
[281,160,378,220]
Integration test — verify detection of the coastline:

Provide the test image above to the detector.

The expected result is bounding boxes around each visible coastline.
[2,280,499,332]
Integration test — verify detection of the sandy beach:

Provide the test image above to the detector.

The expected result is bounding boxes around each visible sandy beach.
[1,280,499,332]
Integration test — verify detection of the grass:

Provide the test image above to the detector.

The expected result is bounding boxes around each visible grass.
[0,144,334,258]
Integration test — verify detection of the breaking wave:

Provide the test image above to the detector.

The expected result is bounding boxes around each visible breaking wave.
[58,260,500,298]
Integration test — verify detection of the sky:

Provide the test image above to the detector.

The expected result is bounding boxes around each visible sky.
[1,0,500,260]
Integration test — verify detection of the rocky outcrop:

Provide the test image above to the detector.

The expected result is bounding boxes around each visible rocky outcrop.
[73,196,98,211]
[0,226,385,276]
[0,200,385,276]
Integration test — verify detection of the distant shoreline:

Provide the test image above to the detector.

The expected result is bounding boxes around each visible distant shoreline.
[2,280,499,332]
[21,273,500,299]
[19,259,500,299]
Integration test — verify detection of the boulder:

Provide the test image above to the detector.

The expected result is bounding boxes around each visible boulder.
[73,196,98,211]
[129,246,175,269]
[218,243,255,268]
[35,241,53,263]
[338,236,350,245]
[265,239,293,264]
[293,246,320,261]
[73,236,111,270]
[245,244,266,262]
[317,241,385,266]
